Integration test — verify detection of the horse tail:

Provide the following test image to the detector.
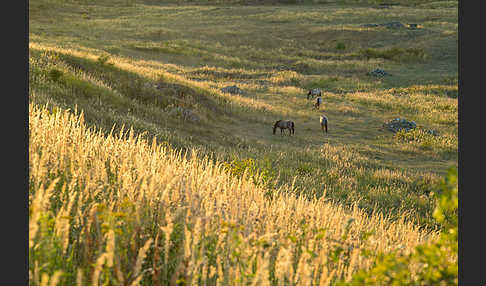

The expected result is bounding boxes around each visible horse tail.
[324,118,328,133]
[291,121,295,134]
[273,120,281,134]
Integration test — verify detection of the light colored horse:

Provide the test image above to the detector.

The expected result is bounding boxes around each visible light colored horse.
[273,120,295,136]
[307,88,322,100]
[320,115,328,133]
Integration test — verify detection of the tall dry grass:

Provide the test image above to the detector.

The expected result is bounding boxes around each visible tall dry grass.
[29,103,437,285]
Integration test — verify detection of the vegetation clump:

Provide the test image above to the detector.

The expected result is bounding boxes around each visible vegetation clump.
[342,168,457,286]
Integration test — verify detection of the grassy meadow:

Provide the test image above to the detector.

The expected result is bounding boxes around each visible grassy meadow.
[29,0,458,285]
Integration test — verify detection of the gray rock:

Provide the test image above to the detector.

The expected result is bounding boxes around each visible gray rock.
[361,21,405,29]
[221,85,243,94]
[369,68,391,77]
[382,21,405,28]
[383,118,417,133]
[182,108,200,122]
[426,129,439,136]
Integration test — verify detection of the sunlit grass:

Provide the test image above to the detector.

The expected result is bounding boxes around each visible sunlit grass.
[29,103,438,285]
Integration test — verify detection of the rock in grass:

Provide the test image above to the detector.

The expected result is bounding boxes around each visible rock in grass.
[221,85,243,94]
[182,108,200,122]
[384,118,441,136]
[426,129,439,136]
[360,21,405,29]
[382,21,405,28]
[383,118,417,133]
[368,68,391,77]
[168,107,200,122]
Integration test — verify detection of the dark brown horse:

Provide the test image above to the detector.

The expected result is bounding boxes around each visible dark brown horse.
[273,120,295,136]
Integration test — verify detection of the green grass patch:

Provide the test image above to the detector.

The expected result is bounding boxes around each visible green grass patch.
[394,128,457,153]
[360,47,427,62]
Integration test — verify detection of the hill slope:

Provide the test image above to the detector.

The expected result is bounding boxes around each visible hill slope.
[29,102,437,285]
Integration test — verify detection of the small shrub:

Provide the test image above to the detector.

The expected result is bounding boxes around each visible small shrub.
[223,157,277,187]
[296,164,313,176]
[48,68,63,83]
[97,54,111,65]
[223,157,258,179]
[395,128,456,152]
[395,128,430,142]
[335,42,346,51]
[341,167,458,286]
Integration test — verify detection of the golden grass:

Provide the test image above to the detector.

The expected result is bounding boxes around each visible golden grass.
[29,103,437,285]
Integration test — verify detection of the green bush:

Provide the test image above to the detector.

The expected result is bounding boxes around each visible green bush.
[48,68,63,83]
[395,128,457,152]
[340,167,458,286]
[223,157,277,187]
[335,42,346,51]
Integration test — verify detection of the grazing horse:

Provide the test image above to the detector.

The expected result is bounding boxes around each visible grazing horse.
[307,88,322,100]
[273,120,295,136]
[320,115,328,133]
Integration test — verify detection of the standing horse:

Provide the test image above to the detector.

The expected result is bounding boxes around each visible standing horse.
[273,120,295,136]
[307,88,322,100]
[320,115,328,133]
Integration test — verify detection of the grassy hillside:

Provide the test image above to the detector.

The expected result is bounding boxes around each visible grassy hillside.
[29,0,457,227]
[29,0,457,284]
[29,102,442,285]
